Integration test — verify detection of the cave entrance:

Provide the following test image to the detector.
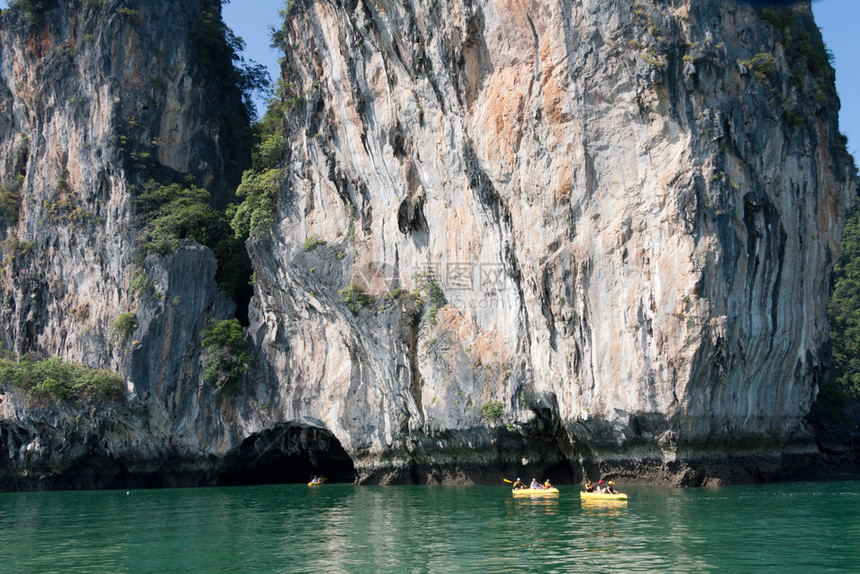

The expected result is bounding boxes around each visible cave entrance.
[217,424,357,486]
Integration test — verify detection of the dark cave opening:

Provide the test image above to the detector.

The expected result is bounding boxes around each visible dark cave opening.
[216,424,357,486]
[231,264,254,327]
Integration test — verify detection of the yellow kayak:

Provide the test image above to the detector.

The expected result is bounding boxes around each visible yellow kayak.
[512,487,559,497]
[580,491,627,500]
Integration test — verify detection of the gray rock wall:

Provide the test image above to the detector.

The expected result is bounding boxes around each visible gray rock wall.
[0,0,245,488]
[0,0,855,489]
[240,0,856,483]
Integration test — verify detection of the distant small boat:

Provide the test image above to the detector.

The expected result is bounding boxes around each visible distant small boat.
[512,487,559,497]
[580,491,627,500]
[308,478,326,486]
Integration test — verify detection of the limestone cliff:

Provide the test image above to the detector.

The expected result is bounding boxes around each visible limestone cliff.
[0,0,247,488]
[1,0,856,490]
[241,0,856,484]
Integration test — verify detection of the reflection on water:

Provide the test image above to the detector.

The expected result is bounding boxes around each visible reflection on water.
[0,482,858,573]
[506,494,560,515]
[580,497,629,517]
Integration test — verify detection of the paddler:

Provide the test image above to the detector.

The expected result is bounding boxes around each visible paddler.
[606,481,618,494]
[543,479,553,490]
[585,478,595,492]
[512,477,527,490]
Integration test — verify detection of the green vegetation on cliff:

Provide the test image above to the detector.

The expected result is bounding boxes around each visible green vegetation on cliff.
[479,401,505,425]
[413,272,446,326]
[228,78,294,240]
[200,318,252,393]
[758,6,850,167]
[827,207,860,398]
[338,284,372,312]
[8,0,58,21]
[134,180,250,300]
[136,180,224,255]
[0,356,124,403]
[0,176,23,226]
[229,168,282,239]
[760,7,833,89]
[115,0,265,311]
[110,312,138,346]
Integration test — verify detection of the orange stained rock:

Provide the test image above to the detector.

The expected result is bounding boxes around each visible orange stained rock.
[555,164,572,202]
[476,67,529,168]
[472,330,513,365]
[542,73,572,127]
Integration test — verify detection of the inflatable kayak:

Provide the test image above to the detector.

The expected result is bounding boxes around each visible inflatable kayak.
[512,487,559,497]
[580,491,627,500]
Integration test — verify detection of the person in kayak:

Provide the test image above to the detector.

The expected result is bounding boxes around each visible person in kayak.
[530,478,543,490]
[512,478,527,490]
[606,481,618,494]
[543,479,553,490]
[596,480,605,493]
[585,479,595,492]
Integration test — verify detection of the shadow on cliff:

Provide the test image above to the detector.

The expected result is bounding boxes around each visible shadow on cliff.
[0,422,357,491]
[806,390,860,476]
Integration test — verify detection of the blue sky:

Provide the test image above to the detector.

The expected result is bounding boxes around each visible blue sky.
[221,0,283,115]
[0,0,856,156]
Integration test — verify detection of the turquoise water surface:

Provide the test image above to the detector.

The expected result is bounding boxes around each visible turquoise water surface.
[1,480,858,572]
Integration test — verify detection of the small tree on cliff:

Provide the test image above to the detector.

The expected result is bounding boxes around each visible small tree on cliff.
[134,180,250,300]
[227,78,292,241]
[200,319,252,394]
[10,0,58,21]
[480,401,505,425]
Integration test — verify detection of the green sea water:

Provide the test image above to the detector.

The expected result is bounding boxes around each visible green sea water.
[0,480,857,573]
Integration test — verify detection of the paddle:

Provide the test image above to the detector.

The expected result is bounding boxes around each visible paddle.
[503,479,513,483]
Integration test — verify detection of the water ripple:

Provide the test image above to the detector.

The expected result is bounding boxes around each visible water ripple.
[1,481,858,573]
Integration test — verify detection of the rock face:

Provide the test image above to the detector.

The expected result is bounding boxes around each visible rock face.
[1,0,856,489]
[242,0,856,484]
[0,0,248,488]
